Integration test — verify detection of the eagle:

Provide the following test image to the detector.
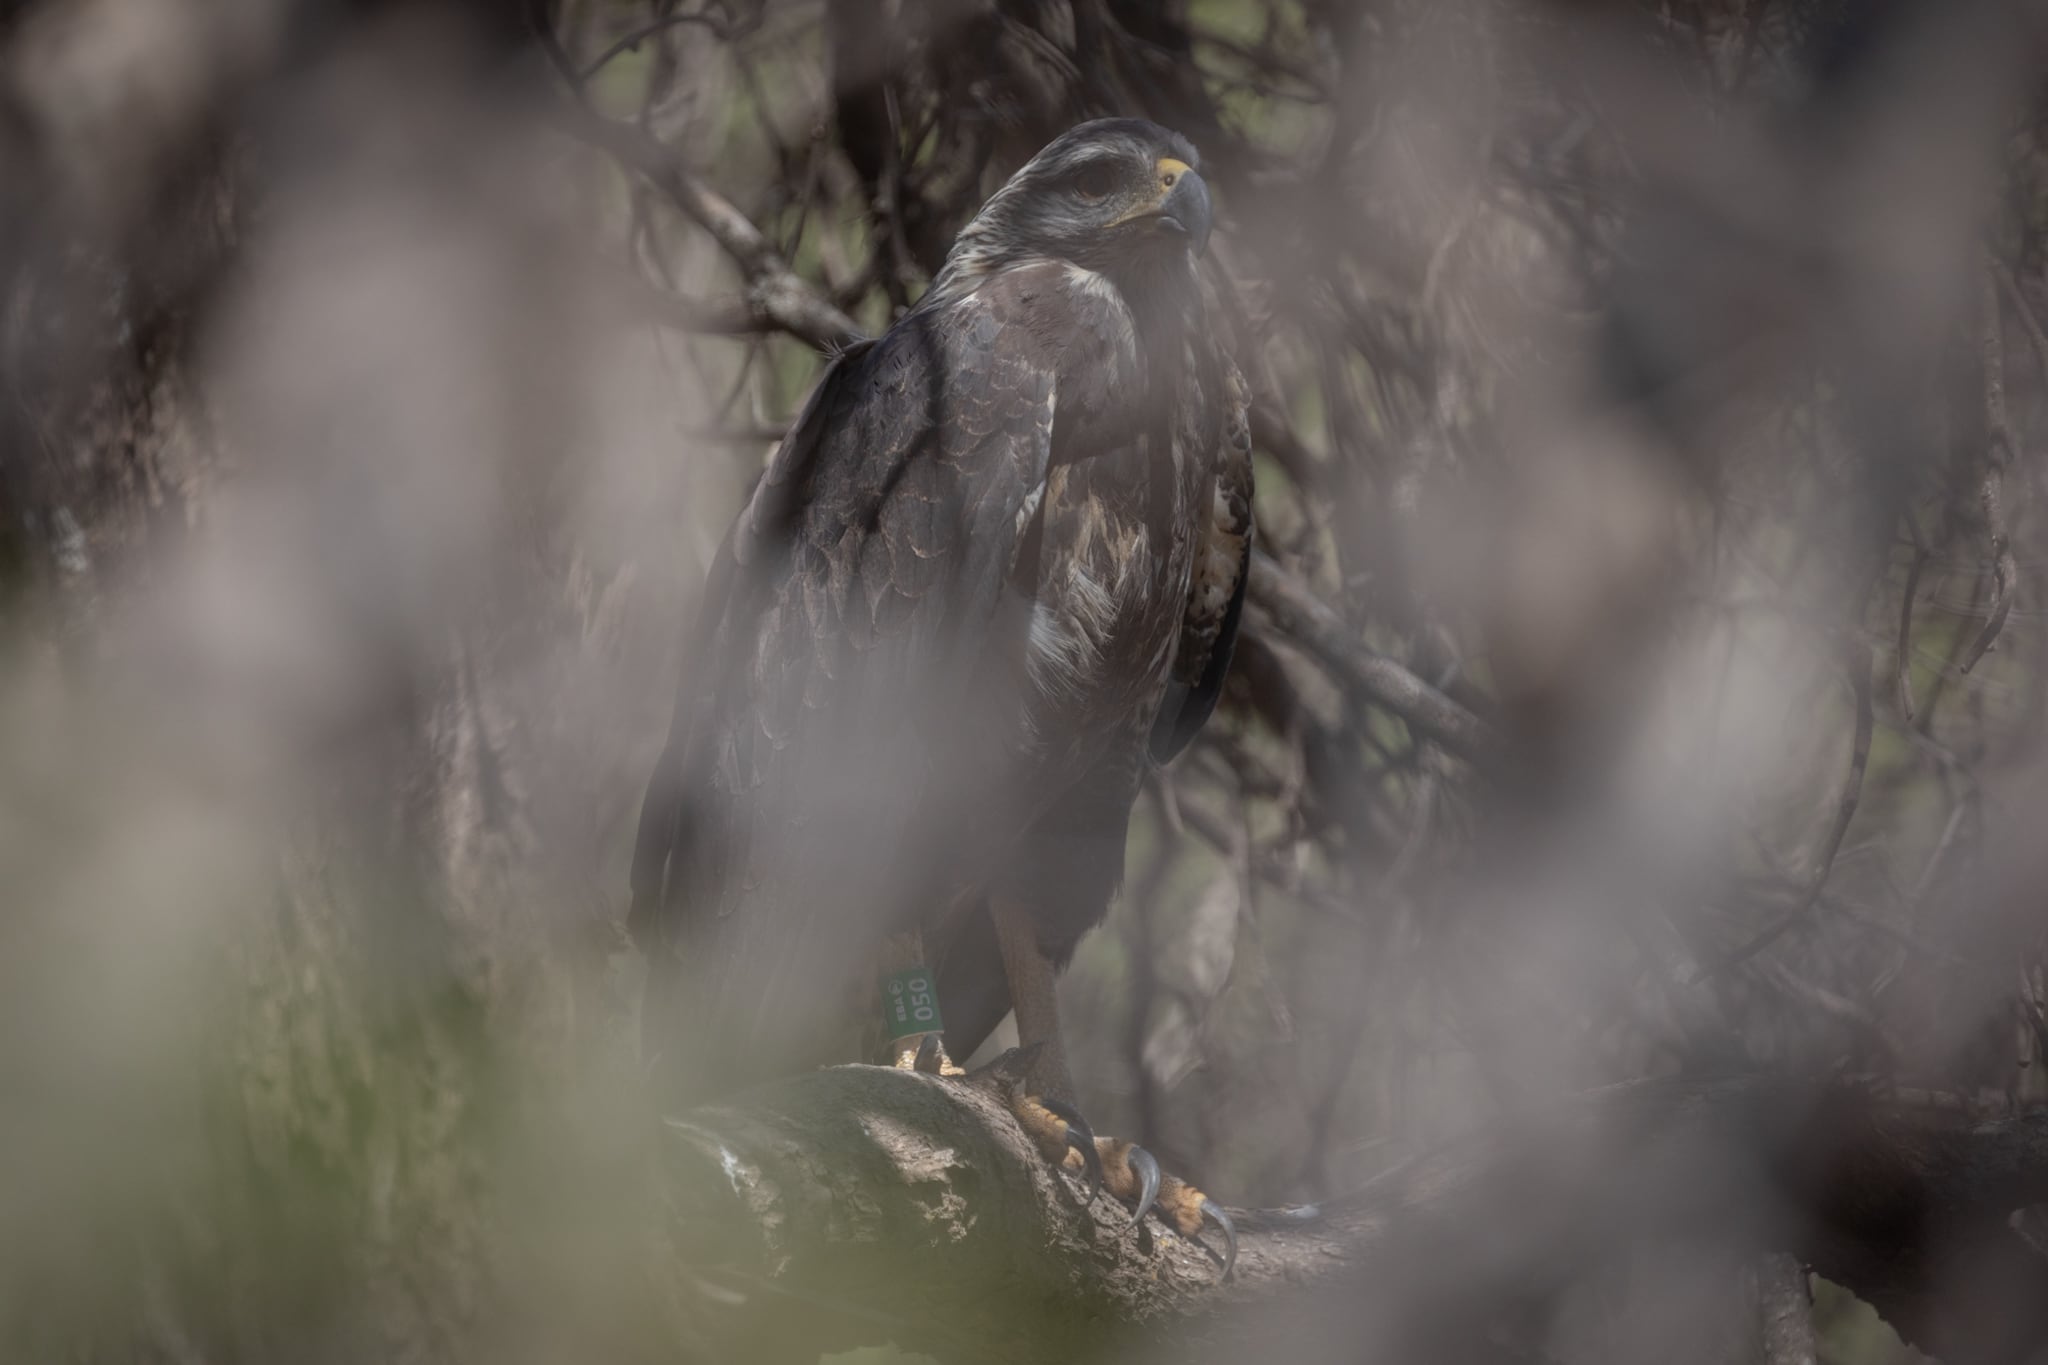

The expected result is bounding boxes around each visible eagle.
[630,118,1252,1267]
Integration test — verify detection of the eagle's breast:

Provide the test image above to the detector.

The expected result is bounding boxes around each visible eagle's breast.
[1021,298,1223,783]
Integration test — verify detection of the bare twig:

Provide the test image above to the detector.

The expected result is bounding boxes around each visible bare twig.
[558,102,863,351]
[1699,638,1875,980]
[1963,261,2018,674]
[578,7,742,84]
[1753,956,1903,1065]
[623,285,785,337]
[1991,252,2048,382]
[1897,516,1927,721]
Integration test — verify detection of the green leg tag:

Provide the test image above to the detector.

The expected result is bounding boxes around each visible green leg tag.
[882,966,945,1042]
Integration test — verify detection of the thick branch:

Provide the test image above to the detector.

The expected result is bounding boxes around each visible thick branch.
[1757,1253,1820,1365]
[1246,551,1495,762]
[655,1065,1266,1363]
[658,1067,2048,1364]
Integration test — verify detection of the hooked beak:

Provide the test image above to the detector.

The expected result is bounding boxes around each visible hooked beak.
[1154,161,1212,257]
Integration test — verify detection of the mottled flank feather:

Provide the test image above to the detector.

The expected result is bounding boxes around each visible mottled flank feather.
[1149,360,1254,764]
[1181,365,1256,689]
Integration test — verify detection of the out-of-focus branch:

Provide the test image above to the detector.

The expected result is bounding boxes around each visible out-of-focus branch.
[660,1066,2048,1364]
[1964,260,2018,674]
[1247,396,1325,486]
[577,7,746,82]
[559,102,864,351]
[1245,551,1494,762]
[621,284,776,337]
[1702,639,1875,980]
[1897,528,1926,721]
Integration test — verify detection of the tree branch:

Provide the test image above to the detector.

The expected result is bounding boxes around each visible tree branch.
[1245,550,1495,762]
[1966,258,2019,675]
[1756,1253,1819,1365]
[656,1064,1253,1363]
[560,102,864,351]
[658,1066,2048,1364]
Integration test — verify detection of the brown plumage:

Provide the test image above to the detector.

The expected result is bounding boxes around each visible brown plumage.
[630,119,1252,1100]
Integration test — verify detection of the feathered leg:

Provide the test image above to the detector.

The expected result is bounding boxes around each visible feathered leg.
[987,897,1235,1276]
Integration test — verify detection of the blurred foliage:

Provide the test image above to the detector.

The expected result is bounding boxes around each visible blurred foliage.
[3,0,2047,1362]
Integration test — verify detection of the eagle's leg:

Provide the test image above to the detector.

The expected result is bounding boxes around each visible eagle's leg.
[987,897,1076,1099]
[877,929,963,1074]
[988,898,1236,1275]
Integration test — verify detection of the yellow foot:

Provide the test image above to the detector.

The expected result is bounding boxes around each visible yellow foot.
[983,1052,1236,1278]
[1083,1134,1235,1276]
[891,1031,965,1076]
[1136,1157,1237,1275]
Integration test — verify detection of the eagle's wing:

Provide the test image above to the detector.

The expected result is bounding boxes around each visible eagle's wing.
[626,332,879,955]
[632,260,1141,1079]
[1151,359,1254,762]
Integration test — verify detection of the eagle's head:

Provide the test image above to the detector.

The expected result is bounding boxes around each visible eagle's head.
[936,118,1212,291]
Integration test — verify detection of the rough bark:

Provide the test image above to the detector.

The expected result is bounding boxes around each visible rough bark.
[657,1066,2048,1364]
[1758,1254,1820,1365]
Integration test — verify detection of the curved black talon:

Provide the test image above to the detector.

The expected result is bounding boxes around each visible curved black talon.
[912,1033,945,1074]
[1199,1198,1238,1280]
[1127,1145,1162,1228]
[1038,1097,1104,1201]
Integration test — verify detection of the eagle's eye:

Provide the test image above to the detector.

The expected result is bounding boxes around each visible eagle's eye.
[1069,162,1118,202]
